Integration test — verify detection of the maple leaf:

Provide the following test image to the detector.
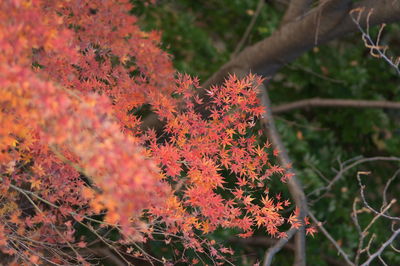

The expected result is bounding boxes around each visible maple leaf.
[306,226,317,237]
[219,247,234,255]
[261,195,274,209]
[278,231,288,238]
[10,212,21,225]
[32,163,45,176]
[29,255,40,264]
[236,177,248,187]
[77,241,86,248]
[288,212,302,229]
[201,221,210,234]
[210,247,219,257]
[238,230,253,238]
[30,179,42,190]
[255,215,266,228]
[126,247,134,254]
[243,195,254,205]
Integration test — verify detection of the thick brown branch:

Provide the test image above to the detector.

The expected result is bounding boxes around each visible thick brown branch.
[203,0,400,88]
[271,98,400,114]
[142,0,400,130]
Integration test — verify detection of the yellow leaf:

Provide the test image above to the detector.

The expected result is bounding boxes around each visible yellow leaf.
[30,179,42,190]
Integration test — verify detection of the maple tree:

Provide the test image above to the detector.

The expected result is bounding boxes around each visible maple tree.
[0,0,316,265]
[139,1,400,265]
[136,1,400,266]
[3,0,400,265]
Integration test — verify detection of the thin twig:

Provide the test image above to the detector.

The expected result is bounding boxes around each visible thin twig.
[232,0,265,58]
[284,62,346,84]
[16,187,83,263]
[364,199,396,237]
[350,8,400,76]
[308,211,355,266]
[309,156,400,201]
[263,227,298,266]
[356,171,400,222]
[352,197,364,266]
[382,168,400,208]
[360,227,400,266]
[272,98,400,114]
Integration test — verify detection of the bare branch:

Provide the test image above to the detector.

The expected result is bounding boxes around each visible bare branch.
[361,227,400,266]
[308,211,355,266]
[382,169,400,210]
[271,98,400,114]
[79,248,127,266]
[234,235,346,266]
[352,197,364,266]
[203,0,400,88]
[284,62,346,84]
[350,7,400,75]
[356,171,400,222]
[309,156,400,200]
[350,166,400,265]
[231,236,296,249]
[353,196,397,265]
[364,199,396,237]
[261,85,308,266]
[263,228,298,266]
[232,0,265,57]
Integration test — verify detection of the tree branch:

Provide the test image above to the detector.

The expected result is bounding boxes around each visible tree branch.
[203,0,400,89]
[308,156,400,201]
[261,85,308,266]
[308,211,355,266]
[361,227,400,266]
[232,235,295,250]
[263,228,298,266]
[350,8,400,75]
[232,0,265,57]
[142,0,400,130]
[271,98,400,114]
[234,234,346,266]
[357,171,400,222]
[281,0,313,25]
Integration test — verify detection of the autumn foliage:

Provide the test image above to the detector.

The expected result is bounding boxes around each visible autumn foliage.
[0,0,313,264]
